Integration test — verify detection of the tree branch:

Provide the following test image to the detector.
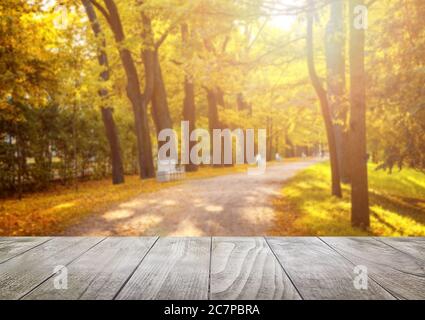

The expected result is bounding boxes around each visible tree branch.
[247,19,268,52]
[89,0,112,27]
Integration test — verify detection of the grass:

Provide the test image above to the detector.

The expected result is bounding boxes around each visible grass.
[0,162,270,236]
[270,162,425,236]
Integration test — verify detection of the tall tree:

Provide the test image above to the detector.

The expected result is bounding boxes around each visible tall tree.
[90,0,155,178]
[151,52,173,136]
[82,0,124,184]
[349,0,370,228]
[307,0,342,197]
[201,35,229,165]
[206,87,222,138]
[140,12,173,151]
[181,23,197,171]
[236,93,252,114]
[325,0,350,183]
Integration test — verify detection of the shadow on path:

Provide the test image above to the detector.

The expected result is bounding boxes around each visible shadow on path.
[65,160,319,236]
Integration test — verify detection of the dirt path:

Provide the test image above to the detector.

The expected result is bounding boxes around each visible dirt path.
[65,159,318,236]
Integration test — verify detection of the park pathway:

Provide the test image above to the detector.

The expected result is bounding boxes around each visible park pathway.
[65,159,318,236]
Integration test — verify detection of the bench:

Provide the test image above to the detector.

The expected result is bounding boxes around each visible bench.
[156,159,185,182]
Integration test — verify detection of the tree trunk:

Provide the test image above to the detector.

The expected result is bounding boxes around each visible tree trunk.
[236,93,251,163]
[307,1,342,197]
[101,0,155,178]
[237,93,245,111]
[207,89,221,135]
[206,88,223,166]
[15,130,23,200]
[216,87,225,108]
[237,93,252,114]
[349,0,370,228]
[325,0,350,183]
[285,136,294,158]
[182,76,198,171]
[72,102,78,192]
[101,107,124,183]
[82,0,124,184]
[275,135,279,157]
[151,50,173,135]
[181,24,198,172]
[266,117,273,161]
[140,14,174,159]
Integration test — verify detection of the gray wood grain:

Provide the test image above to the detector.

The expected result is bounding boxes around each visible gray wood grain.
[116,237,210,300]
[0,237,103,299]
[23,237,157,300]
[322,237,425,300]
[210,237,301,300]
[267,237,395,300]
[1,237,424,300]
[0,237,50,264]
[376,237,425,262]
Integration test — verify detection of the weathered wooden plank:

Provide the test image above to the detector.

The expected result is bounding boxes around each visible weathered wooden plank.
[0,237,50,264]
[322,237,425,300]
[210,237,301,300]
[376,237,425,262]
[0,237,103,299]
[23,237,157,300]
[116,237,210,300]
[267,237,394,300]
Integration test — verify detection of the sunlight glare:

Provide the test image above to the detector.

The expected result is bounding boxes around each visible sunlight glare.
[269,0,303,30]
